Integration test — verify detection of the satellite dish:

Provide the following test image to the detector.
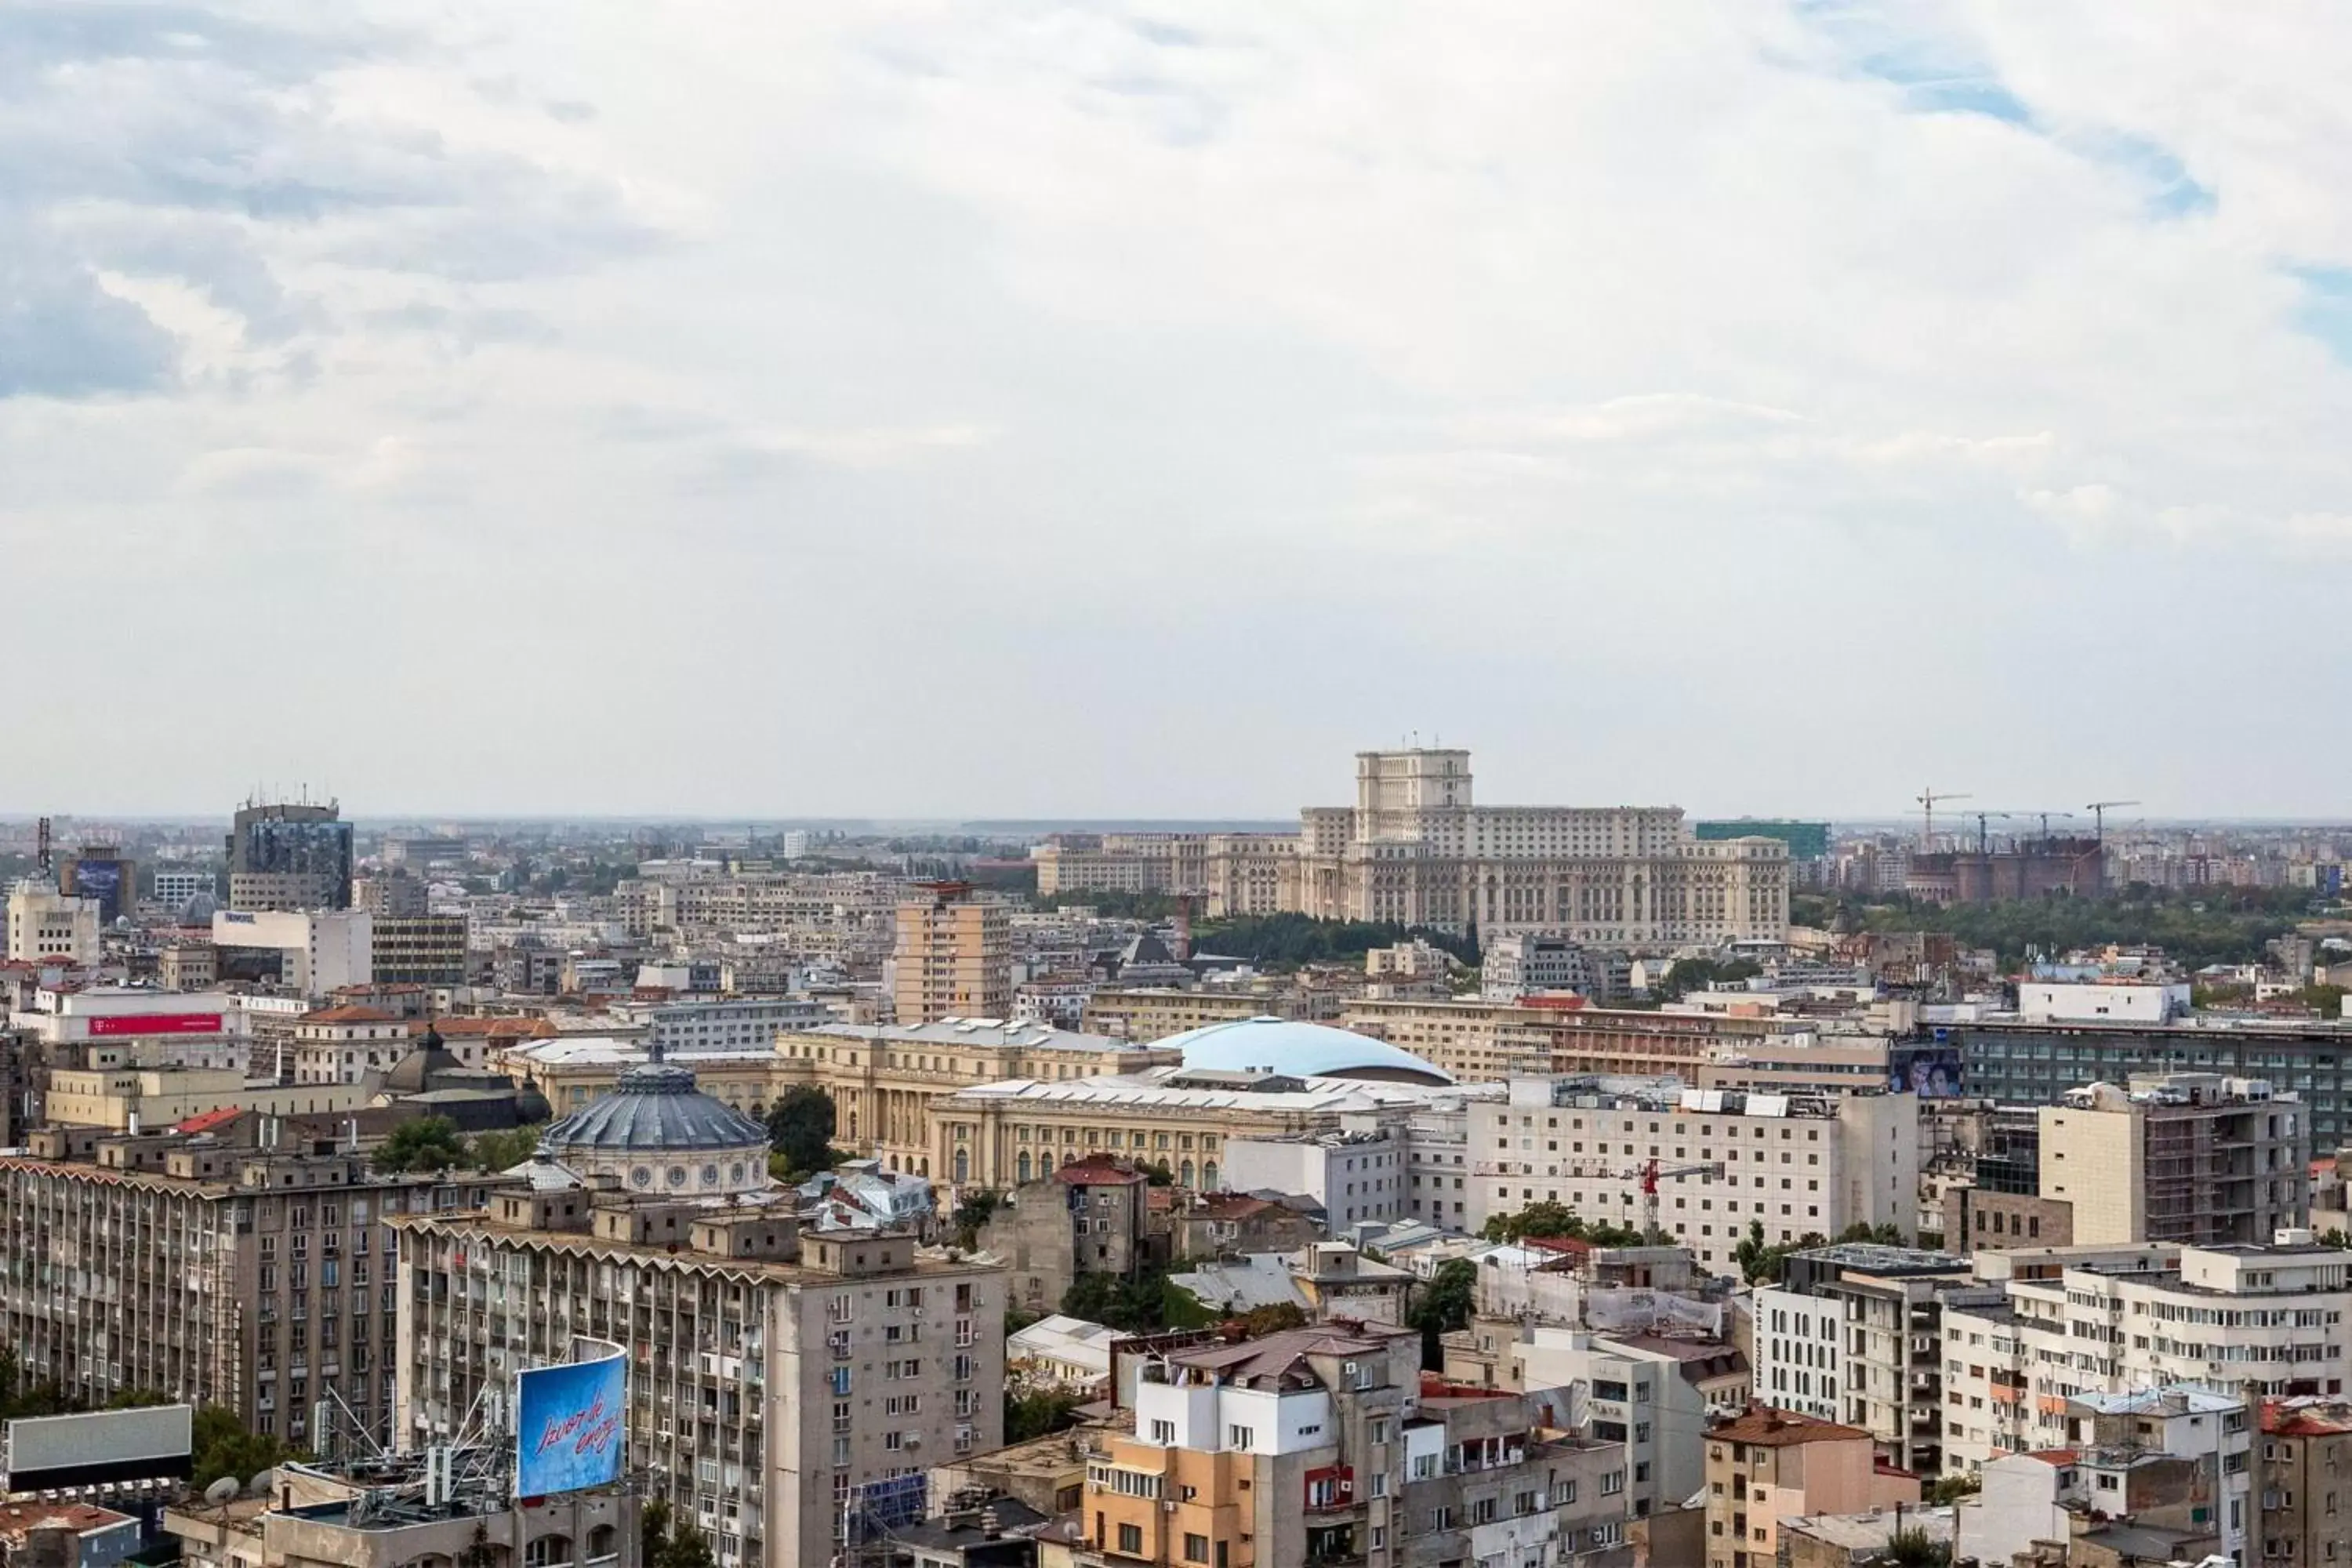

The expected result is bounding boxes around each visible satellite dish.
[204,1478,240,1505]
[247,1470,277,1497]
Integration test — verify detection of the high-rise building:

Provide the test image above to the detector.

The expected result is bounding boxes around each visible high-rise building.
[353,872,429,918]
[1202,747,1791,943]
[151,867,217,913]
[2036,1076,2310,1247]
[1751,1243,1972,1476]
[891,881,1010,1025]
[368,915,470,986]
[227,800,354,912]
[394,1053,1008,1568]
[0,1130,511,1446]
[6,882,100,964]
[60,852,136,924]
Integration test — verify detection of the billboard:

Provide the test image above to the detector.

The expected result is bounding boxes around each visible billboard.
[88,1013,224,1037]
[4,1405,193,1490]
[515,1343,626,1498]
[1890,1044,1962,1098]
[64,858,130,924]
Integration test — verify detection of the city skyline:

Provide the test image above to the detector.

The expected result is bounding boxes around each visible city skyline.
[9,5,2352,816]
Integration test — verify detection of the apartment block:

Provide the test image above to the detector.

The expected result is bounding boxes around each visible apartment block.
[6,883,99,964]
[2039,1075,2310,1247]
[0,1132,506,1446]
[1752,1244,1971,1476]
[1702,1408,1918,1568]
[1074,1323,1633,1568]
[1467,1080,1919,1274]
[2261,1399,2352,1568]
[892,882,1011,1025]
[397,1200,1004,1568]
[1083,986,1341,1043]
[1937,1239,2350,1483]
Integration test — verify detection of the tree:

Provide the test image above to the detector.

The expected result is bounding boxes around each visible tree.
[1656,958,1762,1001]
[951,1189,1004,1249]
[1926,1471,1982,1506]
[1882,1526,1952,1566]
[1138,1160,1176,1187]
[467,1126,543,1171]
[374,1116,464,1174]
[1479,1201,1644,1248]
[639,1500,717,1568]
[1406,1259,1478,1370]
[765,1087,837,1178]
[191,1404,296,1490]
[1833,1221,1906,1246]
[1733,1219,1824,1286]
[1062,1265,1175,1333]
[1004,1388,1082,1443]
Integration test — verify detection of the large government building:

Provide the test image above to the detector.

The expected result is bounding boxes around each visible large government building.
[1120,746,1788,942]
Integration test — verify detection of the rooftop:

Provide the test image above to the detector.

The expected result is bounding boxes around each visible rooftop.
[1156,1017,1454,1087]
[1712,1407,1873,1447]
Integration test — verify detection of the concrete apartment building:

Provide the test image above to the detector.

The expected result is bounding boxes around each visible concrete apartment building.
[613,996,833,1056]
[352,873,429,918]
[368,915,469,986]
[6,883,100,964]
[1076,1323,1633,1568]
[290,1007,415,1085]
[1221,1122,1410,1233]
[978,1155,1156,1316]
[892,881,1011,1025]
[1753,1244,1972,1477]
[394,1055,1007,1568]
[2261,1399,2352,1568]
[151,868,216,911]
[1466,1080,1919,1274]
[1938,1238,2350,1481]
[2040,1074,2310,1247]
[1482,934,1602,1001]
[1205,746,1791,943]
[0,1130,509,1447]
[1702,1408,1918,1568]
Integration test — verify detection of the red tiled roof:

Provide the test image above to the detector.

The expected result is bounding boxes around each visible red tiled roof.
[299,1006,404,1024]
[176,1109,245,1135]
[1051,1156,1145,1186]
[2024,1448,2079,1465]
[1712,1407,1872,1446]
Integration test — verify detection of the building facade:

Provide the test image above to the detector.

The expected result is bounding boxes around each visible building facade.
[1752,1244,1971,1477]
[6,884,100,964]
[227,800,354,912]
[893,883,1011,1025]
[2038,1076,2310,1247]
[1467,1080,1920,1273]
[1203,748,1790,944]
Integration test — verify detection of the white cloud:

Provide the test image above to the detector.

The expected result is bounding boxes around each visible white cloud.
[4,1,2352,815]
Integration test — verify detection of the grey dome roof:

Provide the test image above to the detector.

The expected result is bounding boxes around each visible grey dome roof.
[1160,1016,1454,1086]
[540,1054,769,1154]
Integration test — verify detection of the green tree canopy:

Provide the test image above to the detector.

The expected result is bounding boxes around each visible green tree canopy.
[1732,1218,1827,1286]
[1656,958,1762,1000]
[1406,1258,1479,1370]
[191,1404,298,1490]
[1185,913,1477,968]
[1004,1388,1083,1443]
[1479,1201,1645,1248]
[765,1086,838,1177]
[466,1126,543,1172]
[951,1189,1004,1248]
[374,1116,464,1174]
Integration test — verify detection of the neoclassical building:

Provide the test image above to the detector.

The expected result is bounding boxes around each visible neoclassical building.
[1207,746,1791,942]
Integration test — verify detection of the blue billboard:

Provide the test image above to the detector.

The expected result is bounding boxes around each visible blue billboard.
[515,1346,626,1497]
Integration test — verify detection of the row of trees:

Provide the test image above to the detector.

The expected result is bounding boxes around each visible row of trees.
[1188,913,1479,968]
[1791,887,2317,970]
[373,1119,546,1174]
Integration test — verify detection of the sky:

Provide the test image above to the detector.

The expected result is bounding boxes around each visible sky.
[6,2,2352,821]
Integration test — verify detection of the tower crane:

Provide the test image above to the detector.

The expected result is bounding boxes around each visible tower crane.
[1504,1157,1727,1242]
[1916,789,1972,851]
[1964,811,2013,855]
[2019,809,2075,840]
[2085,800,2141,844]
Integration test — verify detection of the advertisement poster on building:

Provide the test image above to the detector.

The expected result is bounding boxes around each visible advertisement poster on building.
[514,1341,626,1497]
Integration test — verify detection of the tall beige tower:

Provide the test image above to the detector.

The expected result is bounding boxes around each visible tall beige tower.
[892,880,1011,1024]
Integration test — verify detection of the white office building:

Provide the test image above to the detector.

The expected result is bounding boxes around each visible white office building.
[1467,1078,1919,1275]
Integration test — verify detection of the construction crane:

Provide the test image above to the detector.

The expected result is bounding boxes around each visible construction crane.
[2020,809,2075,840]
[1916,789,1971,851]
[1635,1157,1726,1241]
[2085,800,2142,844]
[1965,811,2013,855]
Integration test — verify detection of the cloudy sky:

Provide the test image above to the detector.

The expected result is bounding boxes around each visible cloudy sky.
[6,2,2350,820]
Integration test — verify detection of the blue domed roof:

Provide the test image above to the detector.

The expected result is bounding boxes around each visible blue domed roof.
[1160,1017,1454,1085]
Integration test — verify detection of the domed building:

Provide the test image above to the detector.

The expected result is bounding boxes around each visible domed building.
[537,1044,774,1199]
[1158,1016,1454,1086]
